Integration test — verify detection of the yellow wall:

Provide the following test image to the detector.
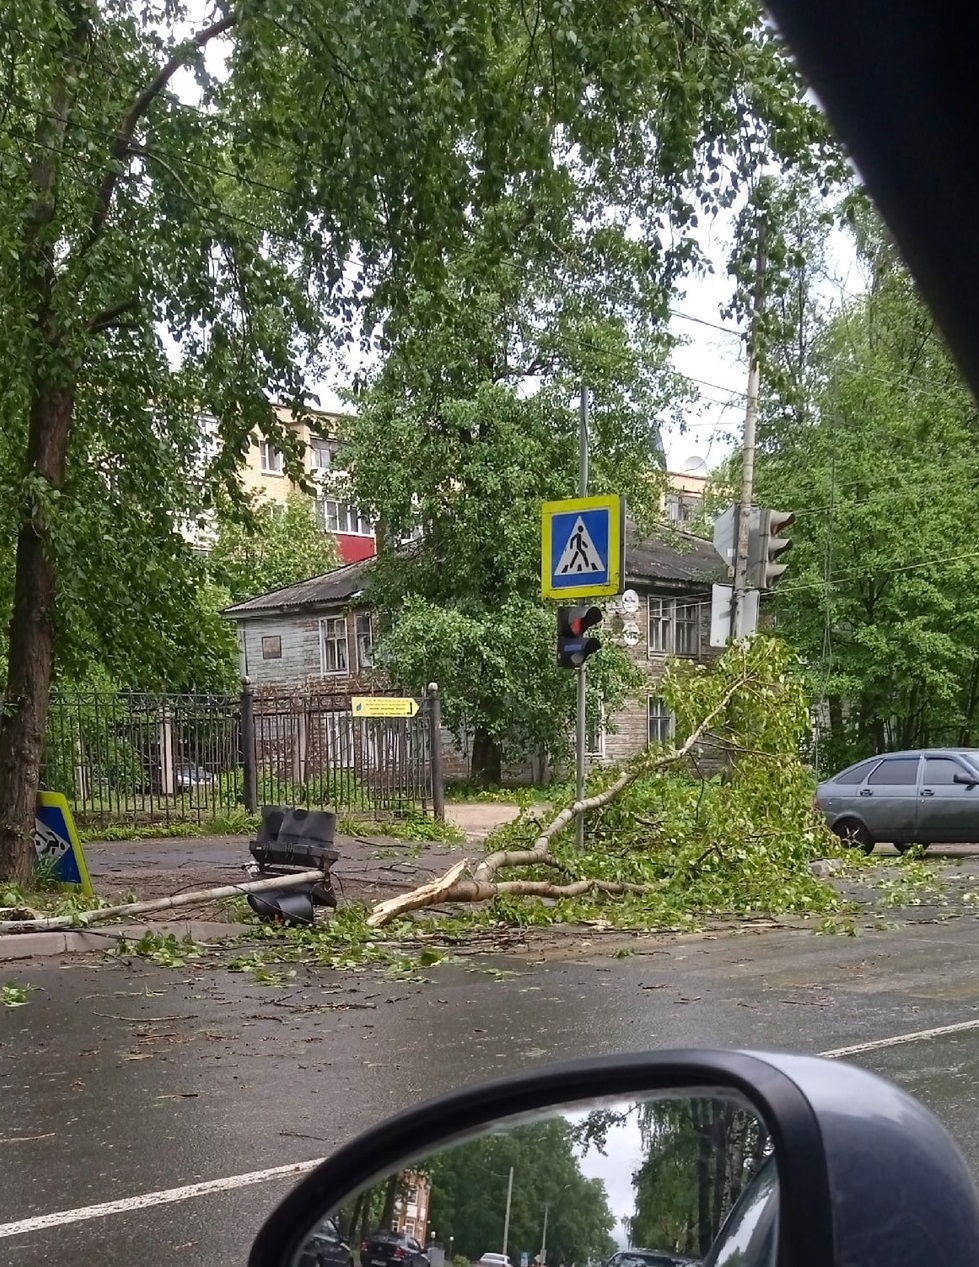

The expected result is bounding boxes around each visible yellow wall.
[239,406,349,507]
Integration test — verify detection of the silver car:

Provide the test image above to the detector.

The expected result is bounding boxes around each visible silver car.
[815,749,979,854]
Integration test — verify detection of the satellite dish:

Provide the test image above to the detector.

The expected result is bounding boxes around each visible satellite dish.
[622,622,641,647]
[681,455,709,476]
[621,589,640,614]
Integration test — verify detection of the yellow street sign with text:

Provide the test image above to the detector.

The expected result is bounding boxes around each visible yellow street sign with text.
[351,696,419,719]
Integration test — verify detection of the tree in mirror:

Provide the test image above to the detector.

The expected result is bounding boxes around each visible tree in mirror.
[291,1094,773,1267]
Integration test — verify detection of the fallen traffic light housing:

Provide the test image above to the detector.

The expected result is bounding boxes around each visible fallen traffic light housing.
[247,806,340,926]
[247,886,317,926]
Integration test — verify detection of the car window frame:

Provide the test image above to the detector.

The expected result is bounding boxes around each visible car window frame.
[922,755,974,786]
[866,755,922,788]
[832,757,884,786]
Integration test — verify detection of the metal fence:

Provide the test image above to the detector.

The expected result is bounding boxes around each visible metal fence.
[41,685,437,829]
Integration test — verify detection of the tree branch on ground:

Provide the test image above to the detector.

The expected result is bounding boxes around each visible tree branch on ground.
[367,651,755,927]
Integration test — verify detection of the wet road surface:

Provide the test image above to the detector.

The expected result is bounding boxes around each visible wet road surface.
[5,915,979,1264]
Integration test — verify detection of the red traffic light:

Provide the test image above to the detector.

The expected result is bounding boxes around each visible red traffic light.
[557,605,604,669]
[568,607,602,637]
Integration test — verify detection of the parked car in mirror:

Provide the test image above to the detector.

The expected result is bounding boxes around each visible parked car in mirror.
[298,1217,353,1267]
[360,1231,429,1267]
[814,748,979,853]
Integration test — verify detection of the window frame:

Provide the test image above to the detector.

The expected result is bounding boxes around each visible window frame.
[309,437,333,471]
[866,755,921,787]
[259,440,284,475]
[319,616,350,677]
[647,595,701,659]
[355,612,374,672]
[647,695,676,746]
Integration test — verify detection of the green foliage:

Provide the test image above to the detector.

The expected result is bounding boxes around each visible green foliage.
[425,1119,616,1264]
[114,932,204,968]
[477,638,842,926]
[209,493,339,605]
[77,811,261,842]
[753,194,979,771]
[2,983,29,1008]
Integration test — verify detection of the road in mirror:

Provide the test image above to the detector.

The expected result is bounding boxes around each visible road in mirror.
[290,1092,775,1267]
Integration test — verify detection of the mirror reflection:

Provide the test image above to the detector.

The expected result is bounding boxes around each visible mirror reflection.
[292,1092,775,1267]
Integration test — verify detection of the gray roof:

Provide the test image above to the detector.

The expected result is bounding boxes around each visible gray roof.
[222,558,372,617]
[223,521,724,619]
[625,521,724,587]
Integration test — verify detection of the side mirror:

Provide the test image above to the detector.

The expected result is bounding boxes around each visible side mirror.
[248,1050,979,1267]
[954,773,979,787]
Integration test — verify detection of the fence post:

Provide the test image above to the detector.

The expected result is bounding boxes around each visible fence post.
[428,681,446,821]
[241,677,259,814]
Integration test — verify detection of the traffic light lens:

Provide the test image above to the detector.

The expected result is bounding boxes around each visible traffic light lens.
[570,619,583,635]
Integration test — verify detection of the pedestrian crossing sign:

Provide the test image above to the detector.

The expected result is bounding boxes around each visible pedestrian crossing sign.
[541,494,624,599]
[33,791,93,894]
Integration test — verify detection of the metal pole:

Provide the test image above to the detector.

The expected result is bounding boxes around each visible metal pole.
[502,1166,514,1256]
[428,682,445,821]
[575,383,588,850]
[240,676,258,814]
[731,221,767,639]
[540,1203,549,1265]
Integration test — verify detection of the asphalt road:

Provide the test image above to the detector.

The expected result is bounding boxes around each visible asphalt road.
[5,914,979,1266]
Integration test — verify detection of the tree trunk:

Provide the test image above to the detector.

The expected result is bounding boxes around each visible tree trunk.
[379,1173,401,1230]
[0,381,76,883]
[470,728,502,785]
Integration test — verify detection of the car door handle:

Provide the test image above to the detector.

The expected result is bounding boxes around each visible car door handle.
[921,788,935,796]
[859,789,873,796]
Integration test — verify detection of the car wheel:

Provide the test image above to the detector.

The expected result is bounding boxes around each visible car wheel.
[833,818,874,854]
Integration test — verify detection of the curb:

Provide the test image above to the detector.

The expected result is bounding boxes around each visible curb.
[0,920,251,961]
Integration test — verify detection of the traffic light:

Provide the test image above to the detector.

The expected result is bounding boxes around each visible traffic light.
[557,605,602,669]
[749,508,794,590]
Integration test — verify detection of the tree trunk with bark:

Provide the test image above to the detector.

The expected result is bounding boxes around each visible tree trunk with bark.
[470,728,503,785]
[0,380,75,884]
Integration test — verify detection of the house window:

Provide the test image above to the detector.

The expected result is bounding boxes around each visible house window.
[647,596,700,658]
[261,635,282,660]
[404,1220,416,1238]
[586,701,606,758]
[666,492,703,525]
[259,441,283,474]
[316,499,375,537]
[647,697,675,746]
[310,437,332,471]
[319,617,349,675]
[356,613,374,671]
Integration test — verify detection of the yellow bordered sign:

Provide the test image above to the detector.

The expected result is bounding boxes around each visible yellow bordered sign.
[351,697,420,718]
[34,791,93,895]
[541,493,625,600]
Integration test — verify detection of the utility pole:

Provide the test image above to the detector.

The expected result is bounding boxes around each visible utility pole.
[540,1203,549,1265]
[575,383,589,850]
[731,220,767,639]
[502,1166,514,1256]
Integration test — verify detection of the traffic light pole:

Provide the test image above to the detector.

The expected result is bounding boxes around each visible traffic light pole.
[731,221,767,639]
[576,383,589,850]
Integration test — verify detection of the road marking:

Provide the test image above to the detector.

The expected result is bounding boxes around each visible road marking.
[7,1017,979,1240]
[819,1016,979,1058]
[0,1157,324,1239]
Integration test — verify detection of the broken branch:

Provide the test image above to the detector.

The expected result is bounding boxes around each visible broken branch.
[0,869,326,934]
[367,653,755,927]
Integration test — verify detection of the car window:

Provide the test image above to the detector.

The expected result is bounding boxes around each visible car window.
[867,756,919,786]
[703,1157,777,1267]
[924,757,969,785]
[408,1240,422,1253]
[833,758,881,785]
[319,1221,340,1242]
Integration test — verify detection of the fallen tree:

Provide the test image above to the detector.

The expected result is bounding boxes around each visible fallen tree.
[368,639,836,928]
